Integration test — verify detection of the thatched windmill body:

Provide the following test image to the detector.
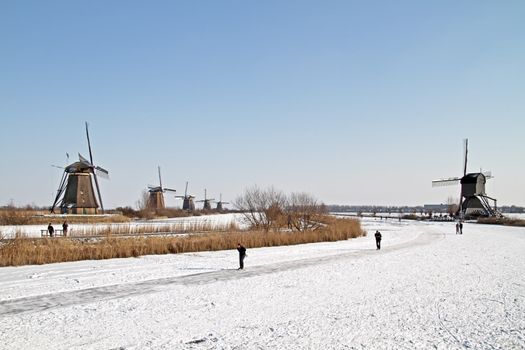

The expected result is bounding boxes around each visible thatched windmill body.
[176,182,195,211]
[51,123,109,214]
[147,166,176,210]
[197,189,214,210]
[432,139,498,218]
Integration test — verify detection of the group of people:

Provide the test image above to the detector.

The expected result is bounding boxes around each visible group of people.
[46,221,69,237]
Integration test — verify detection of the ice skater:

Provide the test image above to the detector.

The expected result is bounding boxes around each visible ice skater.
[374,230,382,250]
[455,222,459,234]
[237,243,247,270]
[459,222,463,234]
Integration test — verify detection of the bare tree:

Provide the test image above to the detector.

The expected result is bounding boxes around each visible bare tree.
[136,189,150,211]
[234,187,328,232]
[285,192,326,231]
[234,186,287,232]
[447,196,459,217]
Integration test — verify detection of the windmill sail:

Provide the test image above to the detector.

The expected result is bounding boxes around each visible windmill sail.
[432,177,461,187]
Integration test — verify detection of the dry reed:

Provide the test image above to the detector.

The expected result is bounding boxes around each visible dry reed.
[477,216,525,227]
[0,217,364,266]
[0,209,131,225]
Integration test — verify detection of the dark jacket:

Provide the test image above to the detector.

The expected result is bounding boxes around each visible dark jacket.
[374,231,382,241]
[237,246,246,256]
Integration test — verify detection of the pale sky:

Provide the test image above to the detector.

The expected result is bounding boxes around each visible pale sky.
[1,0,524,208]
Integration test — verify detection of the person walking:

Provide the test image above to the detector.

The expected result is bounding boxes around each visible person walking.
[62,221,69,236]
[47,223,54,237]
[237,243,247,270]
[374,230,382,250]
[455,222,459,234]
[459,222,463,234]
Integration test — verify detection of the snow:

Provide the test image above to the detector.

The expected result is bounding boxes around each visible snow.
[0,213,247,238]
[0,217,524,349]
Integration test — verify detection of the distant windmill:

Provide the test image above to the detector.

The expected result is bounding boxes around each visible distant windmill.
[196,188,215,210]
[432,139,498,218]
[176,182,195,211]
[51,122,109,214]
[215,193,229,211]
[147,166,176,210]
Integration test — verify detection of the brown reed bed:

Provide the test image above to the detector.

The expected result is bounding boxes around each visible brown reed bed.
[0,209,131,226]
[0,217,365,267]
[65,220,240,237]
[477,216,525,227]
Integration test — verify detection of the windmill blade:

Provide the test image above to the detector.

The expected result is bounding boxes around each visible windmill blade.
[158,166,163,189]
[50,171,68,213]
[483,171,493,179]
[51,164,64,169]
[163,188,177,193]
[432,177,461,187]
[79,153,93,167]
[95,166,109,179]
[463,138,468,176]
[85,122,95,165]
[185,182,189,196]
[92,173,104,212]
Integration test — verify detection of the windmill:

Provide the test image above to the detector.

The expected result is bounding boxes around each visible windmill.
[51,122,109,214]
[215,193,229,211]
[147,166,176,210]
[432,139,498,218]
[176,182,195,211]
[196,188,215,210]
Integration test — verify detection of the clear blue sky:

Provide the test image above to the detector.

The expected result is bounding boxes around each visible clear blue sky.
[1,0,524,208]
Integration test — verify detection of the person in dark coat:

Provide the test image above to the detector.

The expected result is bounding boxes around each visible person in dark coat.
[62,221,69,236]
[459,222,463,234]
[47,223,54,237]
[374,230,382,250]
[237,243,247,270]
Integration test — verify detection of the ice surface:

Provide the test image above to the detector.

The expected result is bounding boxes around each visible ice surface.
[0,217,524,349]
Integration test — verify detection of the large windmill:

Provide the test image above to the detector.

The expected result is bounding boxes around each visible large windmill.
[176,182,195,211]
[51,123,109,214]
[196,189,215,210]
[215,193,229,211]
[432,139,498,218]
[147,166,176,210]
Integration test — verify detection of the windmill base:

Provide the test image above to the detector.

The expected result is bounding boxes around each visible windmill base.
[461,195,499,218]
[61,207,98,215]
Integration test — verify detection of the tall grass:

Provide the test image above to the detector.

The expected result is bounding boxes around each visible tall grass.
[477,216,525,227]
[0,209,130,225]
[62,220,240,237]
[0,217,365,266]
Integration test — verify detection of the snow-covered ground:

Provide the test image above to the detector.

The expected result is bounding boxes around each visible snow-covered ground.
[0,213,247,238]
[0,217,524,349]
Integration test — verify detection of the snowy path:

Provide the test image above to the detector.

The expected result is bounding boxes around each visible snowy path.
[0,218,524,349]
[0,229,441,316]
